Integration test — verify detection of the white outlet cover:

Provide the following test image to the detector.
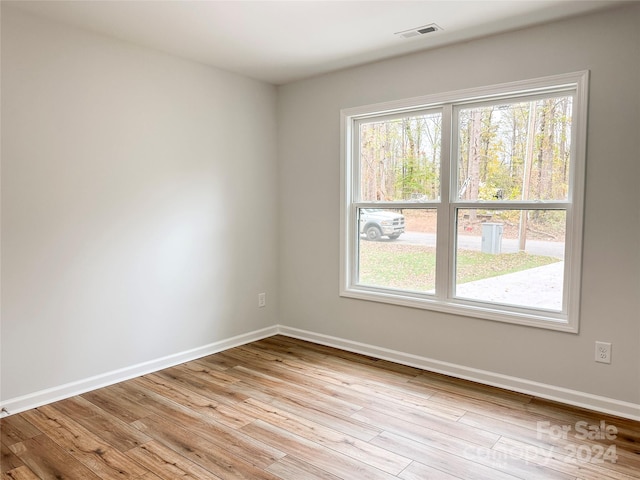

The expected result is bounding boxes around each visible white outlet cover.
[595,341,611,364]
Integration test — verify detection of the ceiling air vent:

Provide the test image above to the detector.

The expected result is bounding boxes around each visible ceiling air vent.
[395,24,442,39]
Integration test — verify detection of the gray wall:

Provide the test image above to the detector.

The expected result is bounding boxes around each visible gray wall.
[1,8,279,401]
[277,5,640,404]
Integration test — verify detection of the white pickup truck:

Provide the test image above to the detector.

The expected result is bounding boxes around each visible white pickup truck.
[360,209,405,241]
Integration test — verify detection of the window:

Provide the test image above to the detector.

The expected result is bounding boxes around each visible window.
[340,72,588,332]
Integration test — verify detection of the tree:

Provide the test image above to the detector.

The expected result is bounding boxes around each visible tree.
[519,101,537,251]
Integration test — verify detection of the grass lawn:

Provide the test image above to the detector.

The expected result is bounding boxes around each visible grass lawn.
[359,241,560,292]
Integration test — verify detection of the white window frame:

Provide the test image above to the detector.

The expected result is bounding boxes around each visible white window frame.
[340,71,588,333]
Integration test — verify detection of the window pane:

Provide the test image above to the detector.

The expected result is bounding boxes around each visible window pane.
[360,112,442,201]
[358,209,437,293]
[455,209,565,311]
[457,96,572,201]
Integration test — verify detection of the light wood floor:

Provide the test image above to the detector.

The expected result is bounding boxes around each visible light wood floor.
[2,335,639,479]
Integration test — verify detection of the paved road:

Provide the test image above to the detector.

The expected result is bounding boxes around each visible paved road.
[391,231,564,259]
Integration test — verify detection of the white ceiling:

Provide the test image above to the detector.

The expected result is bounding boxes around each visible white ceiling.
[6,0,628,85]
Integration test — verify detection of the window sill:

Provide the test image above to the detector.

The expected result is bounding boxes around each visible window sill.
[340,286,578,333]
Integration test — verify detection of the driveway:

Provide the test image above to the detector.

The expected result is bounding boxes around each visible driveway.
[456,261,564,311]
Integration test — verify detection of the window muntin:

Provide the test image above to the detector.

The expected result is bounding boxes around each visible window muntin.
[341,72,587,332]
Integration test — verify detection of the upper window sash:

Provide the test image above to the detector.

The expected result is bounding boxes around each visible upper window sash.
[354,108,443,204]
[452,92,575,204]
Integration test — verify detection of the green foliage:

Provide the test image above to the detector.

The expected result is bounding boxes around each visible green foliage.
[457,98,572,203]
[360,113,441,201]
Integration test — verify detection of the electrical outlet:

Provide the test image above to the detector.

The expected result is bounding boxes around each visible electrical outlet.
[595,341,611,364]
[258,293,266,308]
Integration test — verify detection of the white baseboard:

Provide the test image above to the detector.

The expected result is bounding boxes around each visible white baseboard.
[277,326,640,421]
[2,323,638,422]
[0,326,278,417]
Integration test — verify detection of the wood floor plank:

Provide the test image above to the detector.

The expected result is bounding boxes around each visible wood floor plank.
[50,395,151,452]
[525,397,640,452]
[124,440,224,480]
[0,416,41,447]
[461,408,640,470]
[82,383,153,424]
[429,389,560,430]
[246,339,423,390]
[355,389,466,425]
[113,383,286,470]
[132,415,282,480]
[320,351,427,387]
[228,345,462,422]
[434,389,640,469]
[236,397,411,475]
[493,436,640,480]
[137,473,164,480]
[172,361,242,388]
[229,357,392,415]
[247,339,439,405]
[152,366,250,406]
[0,443,23,473]
[1,465,41,480]
[263,338,425,383]
[8,434,102,480]
[398,461,464,480]
[20,406,148,479]
[241,419,399,480]
[223,378,280,405]
[267,396,382,441]
[266,455,344,480]
[2,335,638,480]
[133,374,254,429]
[230,344,284,363]
[258,336,372,364]
[227,364,363,416]
[370,430,525,480]
[353,406,500,449]
[261,336,424,381]
[249,337,331,364]
[196,351,244,371]
[410,372,534,409]
[458,410,563,450]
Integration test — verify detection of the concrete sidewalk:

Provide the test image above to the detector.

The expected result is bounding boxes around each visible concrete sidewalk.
[456,261,564,311]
